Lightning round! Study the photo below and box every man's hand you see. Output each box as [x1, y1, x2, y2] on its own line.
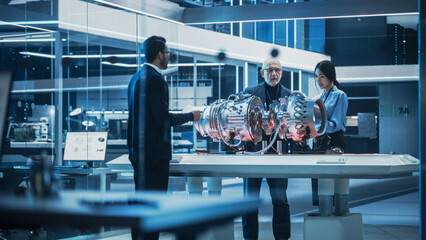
[192, 110, 202, 122]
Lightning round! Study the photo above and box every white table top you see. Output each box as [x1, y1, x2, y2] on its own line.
[106, 153, 418, 179]
[169, 153, 419, 179]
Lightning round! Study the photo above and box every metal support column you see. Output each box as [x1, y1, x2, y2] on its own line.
[54, 32, 63, 166]
[193, 58, 198, 150]
[419, 0, 425, 238]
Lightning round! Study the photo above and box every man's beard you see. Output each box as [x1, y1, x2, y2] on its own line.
[265, 79, 278, 87]
[160, 57, 168, 69]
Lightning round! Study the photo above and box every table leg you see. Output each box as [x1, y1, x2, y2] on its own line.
[318, 178, 334, 216]
[100, 173, 106, 193]
[334, 178, 350, 215]
[207, 177, 222, 196]
[187, 177, 203, 195]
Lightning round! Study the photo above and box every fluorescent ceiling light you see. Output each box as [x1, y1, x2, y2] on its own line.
[11, 85, 128, 93]
[169, 63, 226, 67]
[0, 32, 51, 39]
[19, 52, 55, 59]
[19, 51, 144, 59]
[102, 61, 226, 68]
[339, 76, 418, 81]
[0, 20, 59, 25]
[9, 0, 41, 5]
[0, 20, 55, 33]
[101, 62, 137, 67]
[93, 0, 183, 25]
[66, 54, 144, 58]
[0, 38, 56, 43]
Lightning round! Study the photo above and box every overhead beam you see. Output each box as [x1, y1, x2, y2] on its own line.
[91, 0, 184, 24]
[336, 65, 418, 83]
[93, 0, 418, 25]
[182, 0, 418, 24]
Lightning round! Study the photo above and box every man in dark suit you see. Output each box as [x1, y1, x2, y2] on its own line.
[127, 35, 202, 191]
[127, 36, 201, 240]
[242, 58, 293, 240]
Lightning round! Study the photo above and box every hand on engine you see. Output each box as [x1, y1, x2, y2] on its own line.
[192, 110, 202, 122]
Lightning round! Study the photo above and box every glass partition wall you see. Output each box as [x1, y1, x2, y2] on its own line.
[0, 1, 58, 195]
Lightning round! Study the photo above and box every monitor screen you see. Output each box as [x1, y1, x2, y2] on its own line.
[63, 132, 108, 161]
[0, 71, 12, 152]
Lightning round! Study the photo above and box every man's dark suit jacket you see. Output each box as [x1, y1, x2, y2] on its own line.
[243, 82, 291, 106]
[127, 65, 193, 164]
[243, 81, 292, 152]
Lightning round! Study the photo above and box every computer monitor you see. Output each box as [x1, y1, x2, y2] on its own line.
[63, 132, 108, 162]
[0, 71, 12, 152]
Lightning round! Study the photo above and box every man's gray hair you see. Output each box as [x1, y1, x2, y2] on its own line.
[262, 58, 282, 69]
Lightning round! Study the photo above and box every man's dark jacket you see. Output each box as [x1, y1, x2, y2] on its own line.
[243, 82, 291, 106]
[127, 65, 193, 163]
[243, 81, 292, 152]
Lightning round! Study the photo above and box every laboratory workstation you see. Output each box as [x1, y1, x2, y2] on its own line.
[0, 0, 424, 240]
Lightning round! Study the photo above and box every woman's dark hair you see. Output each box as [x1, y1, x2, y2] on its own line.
[314, 60, 342, 90]
[143, 35, 166, 63]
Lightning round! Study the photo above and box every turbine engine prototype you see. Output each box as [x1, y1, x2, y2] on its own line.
[195, 91, 327, 153]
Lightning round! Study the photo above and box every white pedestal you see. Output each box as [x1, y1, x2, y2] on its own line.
[187, 177, 203, 194]
[304, 213, 363, 240]
[168, 177, 186, 191]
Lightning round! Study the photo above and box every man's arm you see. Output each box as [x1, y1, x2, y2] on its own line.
[148, 76, 199, 127]
[169, 111, 194, 126]
[242, 86, 252, 95]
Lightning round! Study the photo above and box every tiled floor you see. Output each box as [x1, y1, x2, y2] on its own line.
[91, 216, 419, 240]
[233, 193, 419, 240]
[86, 177, 419, 240]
